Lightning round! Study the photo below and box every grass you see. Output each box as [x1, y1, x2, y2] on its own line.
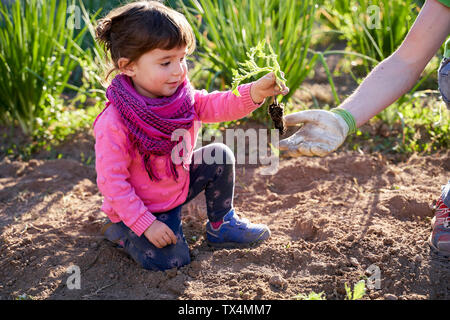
[0, 0, 92, 135]
[0, 0, 447, 160]
[178, 0, 318, 101]
[346, 93, 449, 155]
[293, 291, 326, 300]
[320, 0, 419, 71]
[0, 0, 108, 160]
[293, 281, 367, 300]
[344, 280, 366, 300]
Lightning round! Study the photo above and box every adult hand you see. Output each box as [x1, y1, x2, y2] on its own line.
[144, 220, 177, 248]
[278, 109, 349, 157]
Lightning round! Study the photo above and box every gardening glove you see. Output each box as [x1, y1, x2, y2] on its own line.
[278, 109, 350, 157]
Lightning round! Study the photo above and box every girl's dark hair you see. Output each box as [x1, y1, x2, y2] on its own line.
[95, 0, 195, 84]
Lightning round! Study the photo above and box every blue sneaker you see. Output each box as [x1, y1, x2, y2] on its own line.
[206, 209, 271, 248]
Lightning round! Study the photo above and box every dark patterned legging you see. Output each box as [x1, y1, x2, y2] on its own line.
[106, 143, 235, 270]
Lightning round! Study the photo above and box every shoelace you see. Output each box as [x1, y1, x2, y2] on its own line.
[227, 214, 249, 227]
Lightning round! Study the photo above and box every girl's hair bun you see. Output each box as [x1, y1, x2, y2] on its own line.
[95, 18, 113, 48]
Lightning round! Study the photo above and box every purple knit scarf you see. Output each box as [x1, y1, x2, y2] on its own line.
[103, 73, 195, 181]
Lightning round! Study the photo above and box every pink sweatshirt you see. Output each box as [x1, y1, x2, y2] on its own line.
[94, 83, 261, 236]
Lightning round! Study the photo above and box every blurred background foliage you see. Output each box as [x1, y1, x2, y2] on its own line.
[0, 0, 448, 160]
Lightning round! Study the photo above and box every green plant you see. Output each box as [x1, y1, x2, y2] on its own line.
[344, 280, 366, 300]
[346, 93, 449, 155]
[179, 0, 318, 103]
[0, 0, 92, 135]
[293, 291, 326, 300]
[321, 0, 419, 71]
[73, 1, 108, 95]
[231, 40, 286, 96]
[15, 293, 33, 300]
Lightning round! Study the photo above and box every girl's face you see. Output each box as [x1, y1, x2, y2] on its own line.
[121, 45, 188, 98]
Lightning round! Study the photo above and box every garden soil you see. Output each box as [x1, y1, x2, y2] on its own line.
[0, 124, 449, 300]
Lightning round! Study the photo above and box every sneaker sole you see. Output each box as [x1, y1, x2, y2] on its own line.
[206, 231, 270, 249]
[428, 234, 450, 299]
[206, 240, 264, 249]
[428, 233, 450, 260]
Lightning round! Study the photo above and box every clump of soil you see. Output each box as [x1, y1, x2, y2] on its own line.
[0, 129, 449, 300]
[268, 96, 287, 136]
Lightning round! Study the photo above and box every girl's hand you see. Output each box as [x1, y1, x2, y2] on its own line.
[144, 220, 177, 248]
[250, 72, 289, 104]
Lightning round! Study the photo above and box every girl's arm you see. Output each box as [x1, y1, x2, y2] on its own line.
[194, 72, 289, 123]
[194, 83, 261, 123]
[94, 112, 156, 236]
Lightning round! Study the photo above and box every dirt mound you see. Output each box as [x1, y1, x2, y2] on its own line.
[381, 194, 433, 218]
[0, 132, 449, 300]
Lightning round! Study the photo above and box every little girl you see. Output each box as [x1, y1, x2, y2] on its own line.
[93, 0, 288, 271]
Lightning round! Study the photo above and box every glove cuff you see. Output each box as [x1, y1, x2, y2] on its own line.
[330, 108, 357, 135]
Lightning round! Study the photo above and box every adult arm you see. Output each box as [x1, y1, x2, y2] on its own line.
[279, 0, 450, 157]
[341, 0, 450, 126]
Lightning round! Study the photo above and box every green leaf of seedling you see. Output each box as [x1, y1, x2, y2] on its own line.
[344, 283, 352, 300]
[352, 280, 366, 300]
[231, 40, 286, 96]
[293, 291, 326, 300]
[344, 280, 366, 300]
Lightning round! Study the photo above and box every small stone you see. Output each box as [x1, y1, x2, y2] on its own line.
[166, 267, 178, 279]
[369, 291, 381, 299]
[384, 293, 398, 300]
[293, 249, 305, 263]
[346, 234, 355, 242]
[366, 253, 379, 263]
[349, 257, 359, 267]
[336, 286, 346, 295]
[241, 292, 251, 299]
[414, 254, 422, 263]
[190, 260, 201, 270]
[256, 287, 266, 296]
[228, 279, 238, 286]
[268, 275, 287, 289]
[166, 277, 185, 295]
[383, 238, 394, 246]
